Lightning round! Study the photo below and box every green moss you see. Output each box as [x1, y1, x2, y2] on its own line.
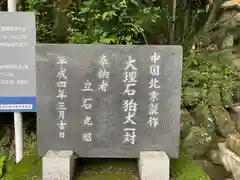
[180, 109, 195, 139]
[207, 87, 222, 106]
[77, 171, 137, 180]
[2, 142, 41, 180]
[1, 154, 41, 180]
[182, 126, 212, 157]
[74, 159, 138, 180]
[171, 148, 211, 180]
[221, 85, 234, 108]
[183, 87, 203, 107]
[0, 155, 6, 177]
[191, 103, 215, 134]
[210, 105, 237, 137]
[3, 156, 138, 180]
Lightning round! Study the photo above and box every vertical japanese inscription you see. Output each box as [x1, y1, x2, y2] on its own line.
[148, 52, 161, 128]
[97, 54, 110, 92]
[81, 79, 94, 143]
[56, 56, 68, 139]
[122, 56, 138, 145]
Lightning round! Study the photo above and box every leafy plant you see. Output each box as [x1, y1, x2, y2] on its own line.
[0, 155, 6, 177]
[67, 0, 162, 44]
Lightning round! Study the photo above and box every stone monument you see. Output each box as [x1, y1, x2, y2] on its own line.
[36, 44, 182, 180]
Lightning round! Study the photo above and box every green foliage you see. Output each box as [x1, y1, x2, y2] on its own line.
[67, 0, 161, 44]
[24, 0, 55, 42]
[0, 156, 6, 177]
[16, 0, 239, 52]
[182, 52, 240, 108]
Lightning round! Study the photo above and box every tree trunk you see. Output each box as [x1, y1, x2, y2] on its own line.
[169, 0, 177, 44]
[53, 0, 70, 43]
[204, 0, 224, 33]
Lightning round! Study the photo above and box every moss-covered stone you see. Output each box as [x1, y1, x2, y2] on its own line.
[233, 82, 240, 103]
[171, 149, 211, 180]
[183, 126, 213, 157]
[210, 105, 237, 137]
[192, 103, 215, 134]
[207, 87, 222, 106]
[180, 109, 195, 139]
[221, 85, 234, 108]
[183, 87, 203, 107]
[194, 160, 231, 180]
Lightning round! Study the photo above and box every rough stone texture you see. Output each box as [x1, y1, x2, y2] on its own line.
[42, 150, 75, 180]
[226, 133, 240, 157]
[183, 126, 212, 157]
[210, 106, 237, 137]
[207, 149, 222, 165]
[230, 104, 240, 132]
[138, 151, 169, 180]
[218, 143, 240, 180]
[235, 89, 240, 103]
[207, 87, 222, 106]
[221, 86, 234, 108]
[192, 103, 215, 134]
[195, 160, 231, 180]
[36, 44, 182, 158]
[180, 109, 195, 139]
[182, 87, 202, 107]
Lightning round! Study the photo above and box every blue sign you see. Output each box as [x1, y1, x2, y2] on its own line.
[0, 97, 36, 112]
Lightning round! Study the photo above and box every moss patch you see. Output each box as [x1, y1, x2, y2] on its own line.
[76, 171, 137, 180]
[74, 158, 139, 180]
[1, 154, 41, 180]
[2, 142, 41, 180]
[171, 149, 211, 180]
[2, 142, 213, 180]
[0, 155, 6, 177]
[2, 155, 139, 180]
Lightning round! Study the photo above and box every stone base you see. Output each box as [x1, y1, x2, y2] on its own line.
[42, 150, 75, 180]
[138, 151, 170, 180]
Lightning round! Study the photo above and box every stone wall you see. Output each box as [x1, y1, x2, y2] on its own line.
[180, 100, 240, 180]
